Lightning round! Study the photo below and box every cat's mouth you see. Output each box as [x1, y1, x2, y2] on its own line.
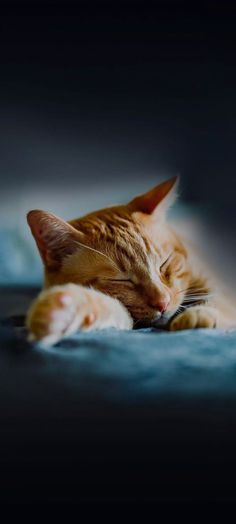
[133, 312, 172, 329]
[150, 307, 187, 329]
[151, 311, 175, 328]
[152, 314, 170, 328]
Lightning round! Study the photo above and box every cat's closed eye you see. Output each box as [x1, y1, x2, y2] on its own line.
[102, 278, 133, 284]
[160, 252, 173, 272]
[160, 251, 185, 275]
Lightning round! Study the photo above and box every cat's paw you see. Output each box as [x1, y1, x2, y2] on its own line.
[169, 306, 218, 331]
[26, 283, 132, 347]
[26, 284, 98, 347]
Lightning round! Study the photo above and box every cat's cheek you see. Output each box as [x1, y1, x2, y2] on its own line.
[167, 276, 187, 306]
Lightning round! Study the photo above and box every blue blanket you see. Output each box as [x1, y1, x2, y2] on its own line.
[2, 305, 236, 405]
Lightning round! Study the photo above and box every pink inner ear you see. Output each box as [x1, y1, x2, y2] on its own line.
[129, 176, 178, 214]
[27, 209, 78, 267]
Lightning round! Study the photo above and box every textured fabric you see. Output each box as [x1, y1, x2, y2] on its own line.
[2, 309, 236, 407]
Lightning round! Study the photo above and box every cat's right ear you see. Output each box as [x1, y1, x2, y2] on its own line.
[27, 210, 80, 269]
[128, 176, 179, 217]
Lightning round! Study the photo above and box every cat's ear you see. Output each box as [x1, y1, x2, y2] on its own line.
[27, 210, 80, 268]
[128, 176, 179, 216]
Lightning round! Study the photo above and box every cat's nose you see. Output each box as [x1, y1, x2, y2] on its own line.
[149, 294, 170, 313]
[157, 299, 169, 313]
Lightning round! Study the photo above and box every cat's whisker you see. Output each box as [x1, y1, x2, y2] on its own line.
[183, 292, 214, 297]
[183, 297, 215, 302]
[175, 305, 186, 315]
[182, 294, 215, 303]
[185, 292, 215, 298]
[73, 240, 119, 271]
[183, 290, 215, 297]
[177, 287, 211, 295]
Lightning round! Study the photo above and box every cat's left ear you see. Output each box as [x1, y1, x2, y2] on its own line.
[27, 209, 81, 269]
[128, 176, 179, 217]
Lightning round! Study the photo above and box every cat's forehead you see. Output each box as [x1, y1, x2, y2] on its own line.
[75, 208, 164, 268]
[89, 220, 161, 271]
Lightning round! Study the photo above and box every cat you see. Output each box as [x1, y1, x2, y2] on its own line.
[26, 176, 236, 347]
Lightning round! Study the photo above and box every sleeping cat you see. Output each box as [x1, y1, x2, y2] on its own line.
[26, 176, 236, 347]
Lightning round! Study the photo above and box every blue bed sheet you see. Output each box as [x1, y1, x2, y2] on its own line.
[2, 315, 236, 407]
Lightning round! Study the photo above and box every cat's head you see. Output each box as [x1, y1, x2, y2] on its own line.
[27, 177, 191, 326]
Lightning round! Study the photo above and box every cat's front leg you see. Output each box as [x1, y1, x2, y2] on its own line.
[26, 283, 133, 347]
[169, 305, 218, 331]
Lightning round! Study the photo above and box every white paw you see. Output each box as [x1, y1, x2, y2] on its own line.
[26, 284, 97, 347]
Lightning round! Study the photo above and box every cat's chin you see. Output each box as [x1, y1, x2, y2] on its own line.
[149, 310, 178, 329]
[133, 312, 172, 329]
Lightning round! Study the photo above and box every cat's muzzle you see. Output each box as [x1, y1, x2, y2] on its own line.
[151, 311, 174, 328]
[134, 312, 170, 329]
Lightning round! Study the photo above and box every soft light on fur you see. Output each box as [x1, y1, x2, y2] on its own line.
[26, 176, 236, 346]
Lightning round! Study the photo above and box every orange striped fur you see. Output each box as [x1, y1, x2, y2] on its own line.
[26, 177, 236, 346]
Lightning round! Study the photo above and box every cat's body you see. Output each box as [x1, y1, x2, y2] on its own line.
[26, 177, 236, 347]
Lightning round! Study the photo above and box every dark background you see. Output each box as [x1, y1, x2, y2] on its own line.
[1, 1, 236, 228]
[1, 3, 236, 506]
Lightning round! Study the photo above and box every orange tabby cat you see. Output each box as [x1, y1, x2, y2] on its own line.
[26, 177, 236, 347]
